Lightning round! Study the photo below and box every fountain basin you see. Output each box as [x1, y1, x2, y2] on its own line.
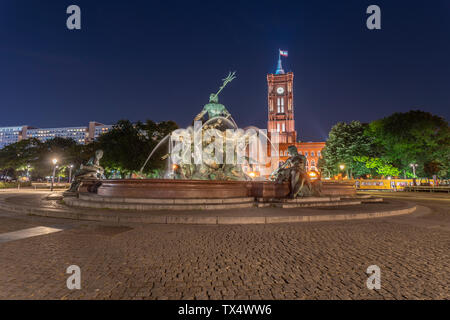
[78, 179, 355, 199]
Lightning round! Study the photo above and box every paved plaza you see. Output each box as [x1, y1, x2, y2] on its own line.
[0, 190, 448, 300]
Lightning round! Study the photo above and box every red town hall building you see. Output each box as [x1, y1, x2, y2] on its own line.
[267, 54, 325, 172]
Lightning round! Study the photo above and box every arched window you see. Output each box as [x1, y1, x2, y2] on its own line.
[311, 160, 315, 166]
[311, 151, 315, 157]
[304, 152, 308, 157]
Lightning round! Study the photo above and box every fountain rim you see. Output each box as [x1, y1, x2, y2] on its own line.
[99, 178, 254, 185]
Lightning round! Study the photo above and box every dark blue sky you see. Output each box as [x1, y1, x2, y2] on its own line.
[1, 0, 449, 141]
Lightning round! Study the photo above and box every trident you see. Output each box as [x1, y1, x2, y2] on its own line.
[212, 71, 236, 100]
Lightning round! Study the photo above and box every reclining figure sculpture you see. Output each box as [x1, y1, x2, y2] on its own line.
[270, 145, 322, 198]
[67, 149, 105, 193]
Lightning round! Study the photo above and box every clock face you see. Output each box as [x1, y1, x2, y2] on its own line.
[276, 87, 285, 94]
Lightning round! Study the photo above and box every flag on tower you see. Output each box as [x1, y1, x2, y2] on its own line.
[279, 50, 288, 57]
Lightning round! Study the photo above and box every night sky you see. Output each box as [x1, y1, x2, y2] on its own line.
[1, 0, 449, 141]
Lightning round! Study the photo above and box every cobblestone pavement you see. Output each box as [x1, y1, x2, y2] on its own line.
[0, 191, 448, 300]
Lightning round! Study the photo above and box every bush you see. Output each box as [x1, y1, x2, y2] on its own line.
[0, 181, 32, 189]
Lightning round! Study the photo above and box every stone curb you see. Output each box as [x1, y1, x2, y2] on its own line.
[0, 199, 417, 225]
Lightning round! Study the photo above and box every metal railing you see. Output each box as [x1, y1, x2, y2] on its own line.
[403, 186, 450, 193]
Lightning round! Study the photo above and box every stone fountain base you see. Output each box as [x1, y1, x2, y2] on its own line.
[79, 179, 355, 199]
[66, 179, 357, 211]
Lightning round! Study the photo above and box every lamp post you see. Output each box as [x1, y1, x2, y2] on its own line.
[409, 163, 418, 178]
[323, 168, 331, 179]
[69, 164, 74, 183]
[410, 163, 418, 185]
[51, 159, 57, 191]
[26, 164, 31, 181]
[339, 164, 345, 178]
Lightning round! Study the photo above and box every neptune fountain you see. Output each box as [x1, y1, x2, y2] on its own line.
[65, 72, 356, 208]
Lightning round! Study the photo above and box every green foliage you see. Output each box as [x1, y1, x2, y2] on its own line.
[368, 110, 449, 178]
[0, 181, 32, 188]
[319, 121, 376, 178]
[320, 110, 449, 179]
[93, 120, 148, 176]
[91, 119, 178, 177]
[0, 138, 42, 171]
[353, 156, 401, 177]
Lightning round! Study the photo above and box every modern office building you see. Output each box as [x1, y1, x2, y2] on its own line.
[0, 126, 29, 149]
[26, 126, 89, 144]
[0, 122, 112, 149]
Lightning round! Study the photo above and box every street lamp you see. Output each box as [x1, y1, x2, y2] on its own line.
[339, 164, 347, 180]
[323, 167, 331, 179]
[69, 164, 74, 183]
[51, 159, 58, 191]
[56, 165, 61, 183]
[409, 163, 418, 178]
[26, 164, 31, 181]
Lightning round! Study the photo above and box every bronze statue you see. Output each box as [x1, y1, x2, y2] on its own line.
[194, 71, 236, 123]
[67, 149, 105, 193]
[270, 145, 321, 198]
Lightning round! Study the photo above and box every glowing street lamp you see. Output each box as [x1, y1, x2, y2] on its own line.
[322, 168, 331, 179]
[26, 164, 31, 180]
[410, 163, 418, 178]
[56, 165, 61, 183]
[69, 164, 74, 183]
[51, 158, 58, 191]
[338, 164, 347, 179]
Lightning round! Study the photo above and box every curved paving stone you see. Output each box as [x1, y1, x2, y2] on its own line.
[0, 190, 448, 300]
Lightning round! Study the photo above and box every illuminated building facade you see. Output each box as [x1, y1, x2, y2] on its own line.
[0, 121, 112, 149]
[267, 54, 326, 172]
[0, 126, 29, 149]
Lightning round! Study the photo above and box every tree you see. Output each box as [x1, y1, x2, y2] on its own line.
[0, 138, 43, 179]
[137, 120, 179, 174]
[0, 138, 41, 168]
[93, 119, 179, 178]
[367, 110, 450, 178]
[319, 121, 377, 178]
[32, 137, 87, 179]
[353, 156, 401, 177]
[140, 119, 178, 142]
[93, 120, 150, 177]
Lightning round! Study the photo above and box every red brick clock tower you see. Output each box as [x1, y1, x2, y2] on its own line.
[267, 54, 297, 144]
[266, 51, 326, 173]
